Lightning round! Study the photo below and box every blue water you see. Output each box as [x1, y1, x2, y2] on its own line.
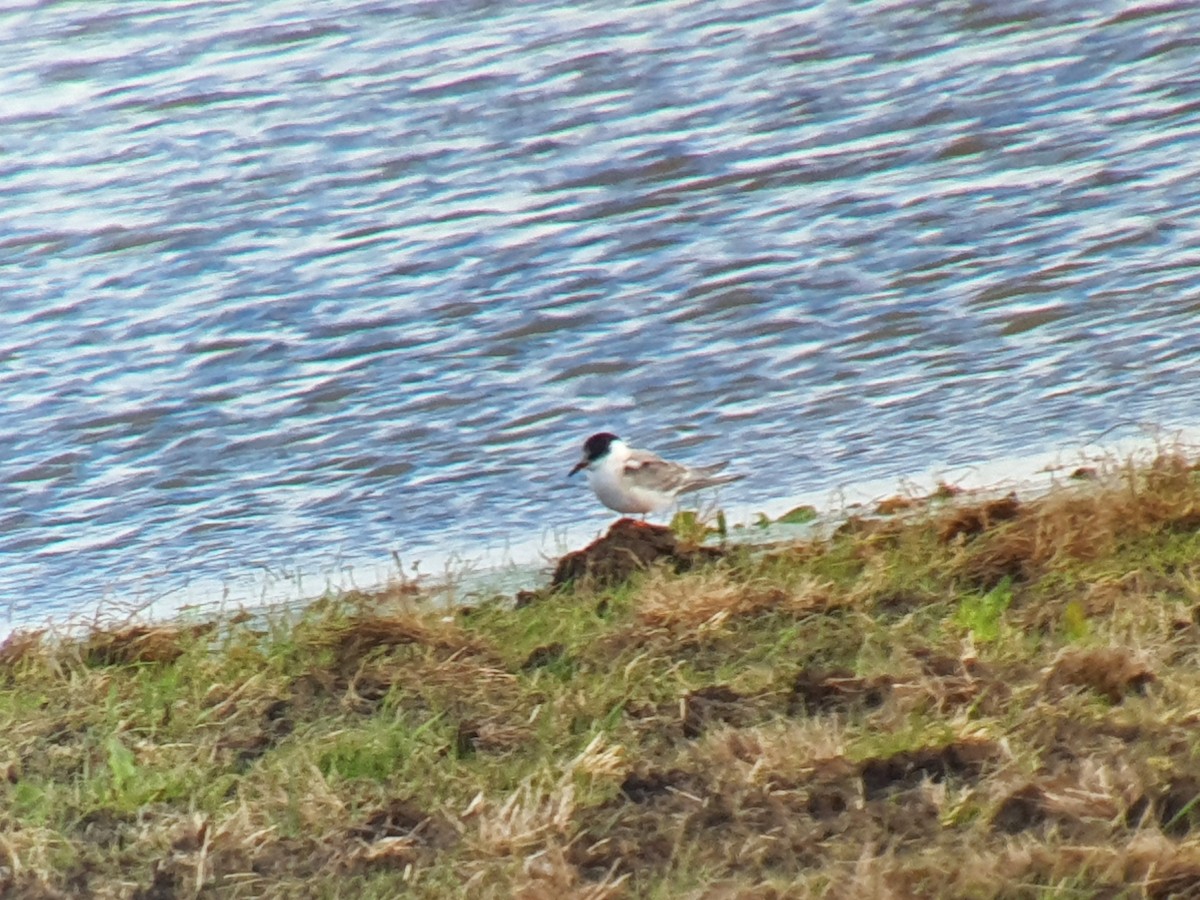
[3, 0, 1200, 622]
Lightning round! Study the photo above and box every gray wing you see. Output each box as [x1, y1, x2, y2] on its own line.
[623, 448, 738, 494]
[622, 449, 693, 493]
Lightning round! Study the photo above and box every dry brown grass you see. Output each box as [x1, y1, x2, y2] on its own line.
[635, 570, 840, 630]
[1, 453, 1199, 896]
[83, 622, 217, 666]
[946, 452, 1200, 587]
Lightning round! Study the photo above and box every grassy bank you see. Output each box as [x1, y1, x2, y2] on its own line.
[4, 454, 1200, 898]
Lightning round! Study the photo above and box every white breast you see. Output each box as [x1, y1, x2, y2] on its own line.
[587, 463, 664, 514]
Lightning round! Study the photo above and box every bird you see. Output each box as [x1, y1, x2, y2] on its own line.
[568, 432, 742, 515]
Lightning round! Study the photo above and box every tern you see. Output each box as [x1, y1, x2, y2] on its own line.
[569, 432, 742, 515]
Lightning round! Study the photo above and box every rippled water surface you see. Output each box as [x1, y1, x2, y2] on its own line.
[3, 0, 1200, 621]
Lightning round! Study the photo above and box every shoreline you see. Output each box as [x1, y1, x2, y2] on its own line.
[28, 425, 1200, 639]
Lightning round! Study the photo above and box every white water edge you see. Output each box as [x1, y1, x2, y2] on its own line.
[24, 424, 1200, 639]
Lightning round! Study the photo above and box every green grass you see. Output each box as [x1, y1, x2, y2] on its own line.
[954, 578, 1014, 642]
[2, 453, 1200, 897]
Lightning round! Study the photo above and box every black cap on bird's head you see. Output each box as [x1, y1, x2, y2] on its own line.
[569, 432, 619, 476]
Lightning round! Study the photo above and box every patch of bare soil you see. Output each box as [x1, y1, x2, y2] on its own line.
[551, 519, 724, 589]
[344, 797, 459, 867]
[937, 494, 1022, 543]
[791, 654, 1007, 720]
[1128, 776, 1200, 837]
[520, 642, 568, 670]
[83, 623, 215, 666]
[569, 736, 1006, 887]
[680, 685, 762, 738]
[288, 612, 513, 717]
[319, 613, 488, 671]
[1043, 647, 1155, 703]
[990, 783, 1048, 834]
[620, 685, 781, 748]
[111, 796, 459, 899]
[858, 738, 1001, 799]
[212, 697, 294, 769]
[790, 667, 891, 715]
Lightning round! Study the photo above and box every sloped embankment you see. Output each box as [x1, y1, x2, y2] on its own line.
[1, 454, 1200, 897]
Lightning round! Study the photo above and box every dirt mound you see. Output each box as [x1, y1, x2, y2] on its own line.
[551, 518, 724, 589]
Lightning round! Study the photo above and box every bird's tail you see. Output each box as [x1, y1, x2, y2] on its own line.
[677, 462, 743, 495]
